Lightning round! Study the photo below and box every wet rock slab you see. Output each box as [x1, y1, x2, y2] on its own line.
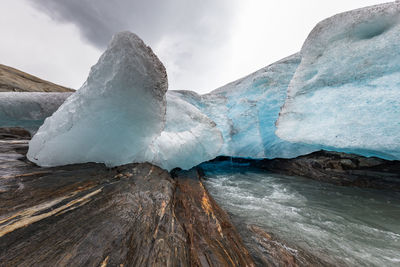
[1, 151, 184, 265]
[171, 168, 254, 266]
[0, 128, 254, 267]
[244, 225, 335, 267]
[256, 150, 400, 191]
[0, 128, 338, 266]
[209, 150, 400, 191]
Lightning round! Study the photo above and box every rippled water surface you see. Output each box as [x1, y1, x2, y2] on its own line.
[202, 163, 400, 266]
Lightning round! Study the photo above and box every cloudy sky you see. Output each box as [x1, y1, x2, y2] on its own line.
[0, 0, 390, 93]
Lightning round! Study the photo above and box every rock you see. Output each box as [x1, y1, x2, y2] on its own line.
[3, 128, 374, 266]
[245, 225, 335, 267]
[0, 128, 255, 267]
[254, 150, 400, 190]
[0, 127, 31, 140]
[172, 168, 255, 266]
[0, 64, 74, 92]
[0, 162, 188, 266]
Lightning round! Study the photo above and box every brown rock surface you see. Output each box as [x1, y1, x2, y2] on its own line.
[172, 169, 255, 266]
[0, 64, 74, 92]
[0, 128, 341, 266]
[254, 150, 400, 191]
[245, 225, 335, 267]
[0, 127, 31, 140]
[0, 128, 254, 267]
[173, 169, 332, 267]
[209, 150, 400, 191]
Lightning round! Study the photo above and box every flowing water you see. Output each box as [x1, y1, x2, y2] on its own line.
[202, 162, 400, 266]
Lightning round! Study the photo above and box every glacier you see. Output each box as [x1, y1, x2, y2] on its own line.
[0, 92, 72, 131]
[149, 93, 223, 170]
[276, 2, 400, 160]
[27, 32, 223, 170]
[26, 31, 312, 170]
[172, 54, 317, 159]
[25, 2, 400, 170]
[28, 32, 169, 167]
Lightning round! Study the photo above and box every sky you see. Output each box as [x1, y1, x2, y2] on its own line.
[0, 0, 391, 93]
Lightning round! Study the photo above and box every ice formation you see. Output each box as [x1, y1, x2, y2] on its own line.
[0, 92, 71, 131]
[149, 93, 223, 170]
[28, 32, 168, 167]
[27, 32, 223, 170]
[26, 36, 317, 170]
[26, 2, 400, 170]
[276, 2, 400, 160]
[173, 54, 317, 159]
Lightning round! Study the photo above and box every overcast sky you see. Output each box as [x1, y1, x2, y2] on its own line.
[0, 0, 391, 93]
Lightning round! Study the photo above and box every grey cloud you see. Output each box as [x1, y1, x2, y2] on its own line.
[28, 0, 237, 48]
[28, 0, 239, 92]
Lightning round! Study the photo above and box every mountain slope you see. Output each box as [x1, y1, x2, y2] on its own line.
[0, 64, 74, 92]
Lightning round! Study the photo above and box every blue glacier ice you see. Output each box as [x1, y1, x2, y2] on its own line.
[276, 2, 400, 160]
[149, 93, 223, 170]
[172, 54, 317, 159]
[27, 31, 313, 170]
[27, 32, 223, 170]
[25, 34, 318, 170]
[28, 32, 169, 167]
[26, 2, 400, 170]
[0, 92, 71, 131]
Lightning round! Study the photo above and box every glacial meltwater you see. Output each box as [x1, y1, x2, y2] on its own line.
[201, 162, 400, 266]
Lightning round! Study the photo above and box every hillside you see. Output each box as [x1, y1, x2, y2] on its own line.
[0, 64, 74, 92]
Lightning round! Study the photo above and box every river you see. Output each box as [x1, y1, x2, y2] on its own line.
[202, 162, 400, 266]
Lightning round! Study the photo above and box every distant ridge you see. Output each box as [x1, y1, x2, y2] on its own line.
[0, 64, 74, 92]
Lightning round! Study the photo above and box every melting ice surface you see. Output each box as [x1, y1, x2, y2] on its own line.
[25, 51, 317, 170]
[27, 32, 222, 170]
[276, 2, 400, 160]
[25, 2, 400, 170]
[148, 93, 223, 170]
[172, 53, 317, 159]
[26, 31, 315, 171]
[0, 92, 72, 132]
[28, 32, 169, 167]
[202, 162, 400, 266]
